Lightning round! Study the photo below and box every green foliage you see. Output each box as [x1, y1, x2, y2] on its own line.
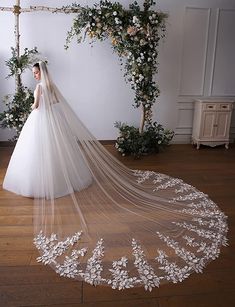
[6, 47, 38, 79]
[114, 121, 174, 158]
[0, 47, 39, 141]
[65, 0, 168, 116]
[0, 87, 34, 141]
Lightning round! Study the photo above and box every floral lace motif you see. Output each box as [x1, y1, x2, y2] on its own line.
[156, 249, 191, 283]
[34, 230, 83, 265]
[108, 256, 139, 290]
[83, 239, 106, 286]
[132, 239, 163, 291]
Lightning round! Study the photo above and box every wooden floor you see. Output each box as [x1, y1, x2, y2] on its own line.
[0, 144, 234, 307]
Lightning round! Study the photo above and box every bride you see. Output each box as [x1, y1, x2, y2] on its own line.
[3, 61, 228, 291]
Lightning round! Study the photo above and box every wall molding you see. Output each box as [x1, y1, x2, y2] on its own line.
[210, 8, 235, 96]
[179, 7, 211, 96]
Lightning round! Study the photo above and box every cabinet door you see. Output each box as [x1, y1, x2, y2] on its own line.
[214, 111, 231, 139]
[200, 112, 216, 139]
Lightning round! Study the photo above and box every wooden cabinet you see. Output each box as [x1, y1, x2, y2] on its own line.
[192, 100, 234, 149]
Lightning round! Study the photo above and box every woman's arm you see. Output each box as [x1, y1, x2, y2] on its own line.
[31, 84, 41, 110]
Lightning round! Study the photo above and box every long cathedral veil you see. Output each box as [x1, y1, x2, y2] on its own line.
[33, 61, 228, 290]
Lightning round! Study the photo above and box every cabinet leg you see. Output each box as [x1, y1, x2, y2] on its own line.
[196, 143, 200, 150]
[225, 143, 229, 149]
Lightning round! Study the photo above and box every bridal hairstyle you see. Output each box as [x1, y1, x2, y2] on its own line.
[32, 61, 228, 290]
[33, 62, 40, 69]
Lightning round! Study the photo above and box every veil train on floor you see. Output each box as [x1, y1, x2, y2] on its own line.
[3, 61, 228, 291]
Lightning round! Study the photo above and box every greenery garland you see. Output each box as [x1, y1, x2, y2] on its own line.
[65, 0, 168, 128]
[0, 47, 38, 141]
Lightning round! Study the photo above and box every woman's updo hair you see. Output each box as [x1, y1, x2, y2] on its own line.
[33, 63, 40, 70]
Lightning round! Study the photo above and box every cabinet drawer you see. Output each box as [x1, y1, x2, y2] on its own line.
[203, 103, 216, 110]
[219, 103, 231, 111]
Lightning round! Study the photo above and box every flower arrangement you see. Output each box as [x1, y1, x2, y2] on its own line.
[65, 0, 168, 129]
[5, 47, 38, 80]
[115, 121, 174, 158]
[0, 47, 38, 141]
[0, 87, 34, 140]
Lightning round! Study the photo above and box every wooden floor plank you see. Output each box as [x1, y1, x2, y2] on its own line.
[158, 291, 235, 307]
[0, 282, 82, 306]
[43, 298, 159, 307]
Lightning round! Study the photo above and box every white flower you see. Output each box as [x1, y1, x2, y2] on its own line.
[133, 16, 139, 23]
[113, 11, 117, 16]
[92, 23, 95, 26]
[89, 12, 92, 16]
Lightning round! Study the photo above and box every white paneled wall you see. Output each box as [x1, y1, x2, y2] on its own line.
[0, 0, 235, 142]
[211, 9, 235, 96]
[175, 0, 235, 143]
[179, 7, 210, 96]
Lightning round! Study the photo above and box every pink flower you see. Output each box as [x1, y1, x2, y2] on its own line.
[127, 26, 138, 36]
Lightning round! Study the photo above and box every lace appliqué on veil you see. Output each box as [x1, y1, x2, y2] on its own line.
[34, 170, 228, 291]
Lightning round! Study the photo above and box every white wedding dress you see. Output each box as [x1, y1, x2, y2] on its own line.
[3, 84, 92, 198]
[3, 62, 228, 291]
